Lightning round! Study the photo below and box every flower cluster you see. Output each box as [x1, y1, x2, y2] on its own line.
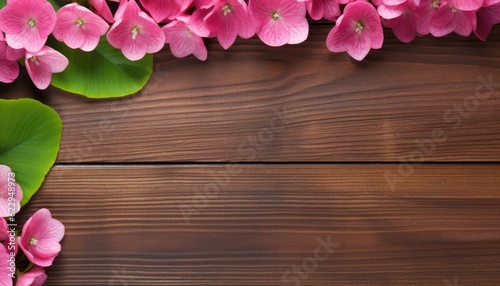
[0, 165, 65, 286]
[0, 0, 499, 89]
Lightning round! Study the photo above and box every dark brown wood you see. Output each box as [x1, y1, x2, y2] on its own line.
[17, 165, 500, 285]
[3, 28, 500, 163]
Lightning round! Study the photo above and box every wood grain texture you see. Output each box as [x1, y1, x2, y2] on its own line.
[16, 165, 500, 285]
[3, 28, 500, 163]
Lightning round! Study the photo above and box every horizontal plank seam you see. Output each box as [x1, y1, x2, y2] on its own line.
[53, 162, 500, 167]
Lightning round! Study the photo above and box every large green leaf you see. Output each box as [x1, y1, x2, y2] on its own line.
[0, 99, 62, 205]
[50, 37, 154, 98]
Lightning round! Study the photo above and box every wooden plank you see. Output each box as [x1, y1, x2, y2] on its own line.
[16, 165, 500, 285]
[3, 28, 500, 163]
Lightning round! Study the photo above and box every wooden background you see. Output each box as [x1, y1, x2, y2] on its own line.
[2, 25, 500, 285]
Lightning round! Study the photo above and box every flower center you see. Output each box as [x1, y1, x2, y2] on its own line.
[30, 56, 39, 66]
[28, 19, 36, 27]
[271, 11, 280, 20]
[222, 4, 232, 16]
[450, 4, 457, 12]
[131, 26, 141, 40]
[355, 21, 365, 33]
[29, 237, 38, 246]
[76, 18, 85, 28]
[186, 30, 193, 38]
[432, 0, 440, 8]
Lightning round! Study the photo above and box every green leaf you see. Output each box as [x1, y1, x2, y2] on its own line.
[50, 37, 154, 98]
[0, 99, 62, 206]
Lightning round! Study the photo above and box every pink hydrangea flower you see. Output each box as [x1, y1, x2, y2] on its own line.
[0, 244, 13, 286]
[18, 209, 65, 267]
[202, 0, 255, 49]
[0, 165, 23, 218]
[0, 35, 20, 84]
[302, 0, 341, 21]
[25, 46, 69, 90]
[52, 3, 109, 52]
[15, 266, 47, 286]
[429, 3, 477, 37]
[475, 2, 500, 40]
[0, 0, 56, 52]
[139, 0, 193, 23]
[248, 0, 309, 47]
[107, 0, 165, 61]
[326, 1, 384, 61]
[163, 15, 208, 61]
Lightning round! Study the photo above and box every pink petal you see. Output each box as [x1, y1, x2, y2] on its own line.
[36, 47, 70, 73]
[429, 5, 455, 36]
[15, 266, 47, 286]
[89, 0, 115, 23]
[258, 19, 290, 47]
[25, 55, 54, 90]
[475, 2, 500, 40]
[140, 0, 193, 22]
[163, 18, 208, 61]
[0, 245, 13, 286]
[448, 0, 483, 11]
[0, 59, 19, 84]
[286, 17, 309, 44]
[454, 10, 476, 36]
[378, 3, 408, 19]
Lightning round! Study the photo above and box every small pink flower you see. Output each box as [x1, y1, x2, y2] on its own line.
[19, 208, 65, 267]
[0, 244, 13, 286]
[203, 0, 255, 49]
[326, 1, 384, 61]
[0, 165, 22, 217]
[53, 3, 109, 52]
[163, 15, 208, 61]
[248, 0, 309, 47]
[107, 0, 165, 61]
[0, 0, 56, 52]
[15, 266, 47, 286]
[475, 2, 500, 40]
[139, 0, 193, 23]
[0, 37, 20, 84]
[429, 3, 477, 37]
[302, 0, 341, 21]
[25, 46, 69, 90]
